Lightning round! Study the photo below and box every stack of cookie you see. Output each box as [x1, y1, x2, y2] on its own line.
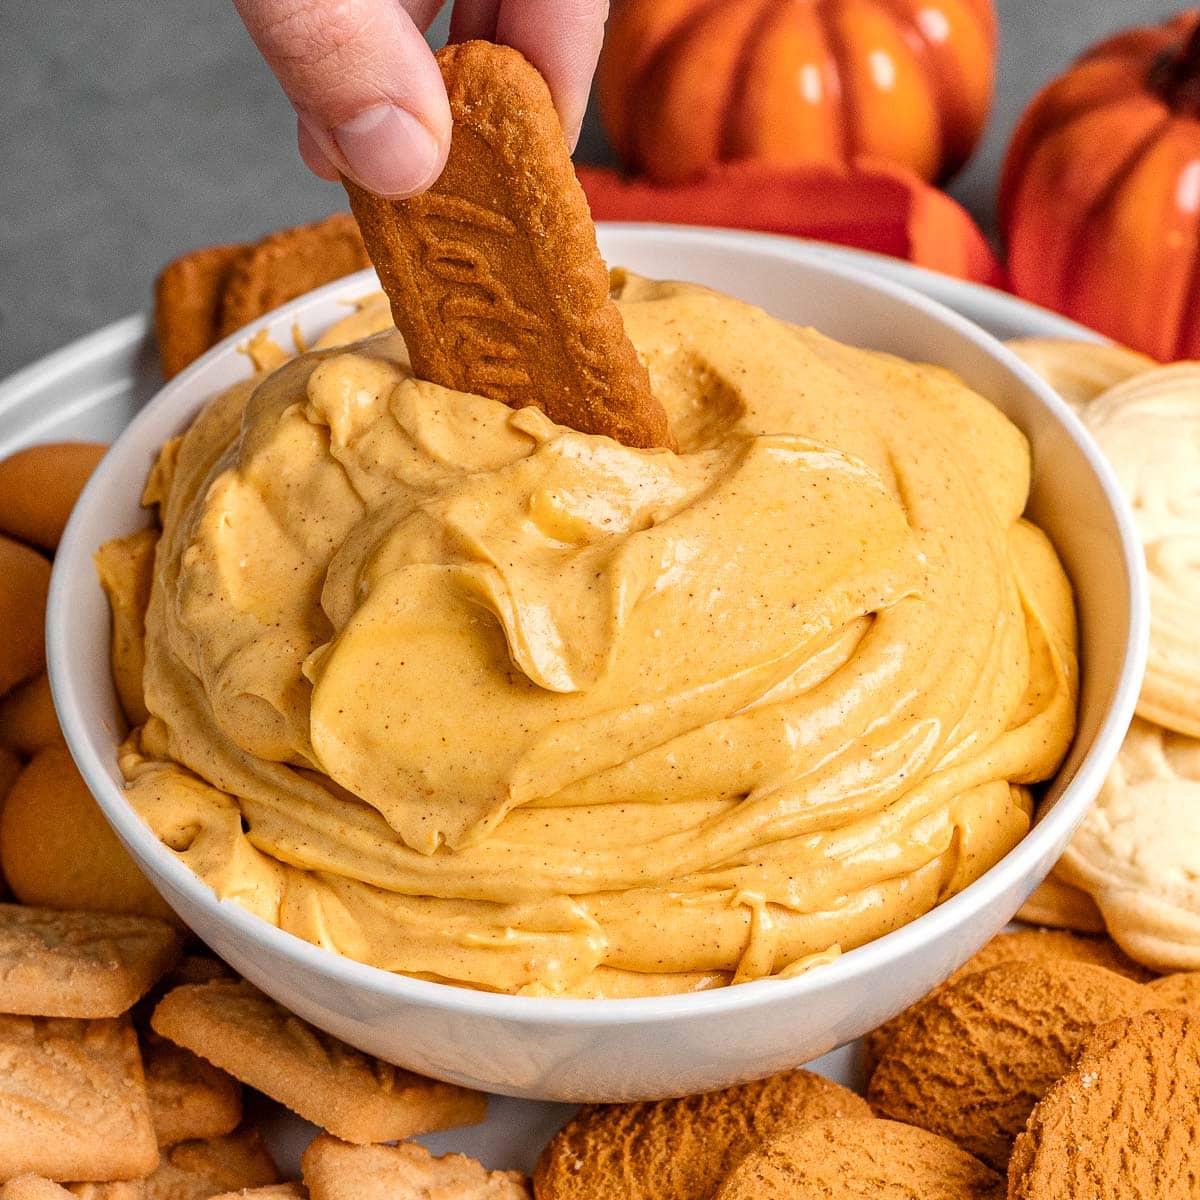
[154, 213, 371, 381]
[0, 442, 509, 1196]
[1009, 339, 1200, 974]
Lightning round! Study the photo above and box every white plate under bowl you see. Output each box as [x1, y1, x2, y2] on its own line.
[4, 229, 1145, 1170]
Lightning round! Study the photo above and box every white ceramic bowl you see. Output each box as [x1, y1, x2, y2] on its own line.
[48, 226, 1148, 1102]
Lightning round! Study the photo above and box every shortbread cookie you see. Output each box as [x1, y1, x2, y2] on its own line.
[0, 443, 108, 553]
[162, 956, 236, 989]
[216, 214, 369, 340]
[867, 960, 1150, 1170]
[1015, 872, 1105, 933]
[155, 244, 243, 379]
[94, 529, 157, 727]
[1146, 971, 1200, 1013]
[1082, 365, 1200, 737]
[141, 1030, 242, 1146]
[714, 1118, 1003, 1200]
[151, 981, 486, 1144]
[5, 1183, 138, 1200]
[1005, 337, 1152, 413]
[0, 904, 181, 1018]
[1056, 717, 1200, 971]
[159, 1130, 279, 1193]
[535, 1068, 871, 1200]
[344, 42, 671, 450]
[0, 674, 61, 757]
[1008, 1009, 1200, 1199]
[209, 1188, 305, 1200]
[0, 535, 51, 699]
[863, 928, 1151, 1075]
[0, 745, 174, 921]
[0, 1182, 75, 1199]
[65, 1186, 145, 1199]
[0, 1014, 157, 1180]
[301, 1135, 528, 1200]
[130, 1134, 279, 1200]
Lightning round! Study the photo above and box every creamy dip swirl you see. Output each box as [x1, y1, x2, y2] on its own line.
[108, 276, 1078, 997]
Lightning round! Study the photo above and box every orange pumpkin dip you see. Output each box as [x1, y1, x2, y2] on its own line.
[104, 276, 1077, 997]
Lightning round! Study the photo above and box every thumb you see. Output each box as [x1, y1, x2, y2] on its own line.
[234, 0, 452, 197]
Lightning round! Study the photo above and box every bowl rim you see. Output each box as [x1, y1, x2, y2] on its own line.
[47, 224, 1150, 1024]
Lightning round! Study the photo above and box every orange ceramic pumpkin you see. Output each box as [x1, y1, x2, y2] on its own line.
[597, 0, 998, 185]
[1002, 11, 1200, 361]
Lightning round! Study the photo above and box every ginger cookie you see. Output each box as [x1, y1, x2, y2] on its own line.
[94, 529, 157, 727]
[301, 1134, 528, 1200]
[713, 1118, 1003, 1200]
[0, 535, 50, 700]
[216, 214, 370, 340]
[1146, 971, 1200, 1013]
[867, 960, 1150, 1170]
[155, 215, 369, 378]
[0, 443, 107, 553]
[1082, 365, 1200, 737]
[0, 745, 174, 921]
[343, 41, 671, 450]
[534, 1068, 871, 1200]
[0, 904, 181, 1018]
[1056, 717, 1200, 971]
[0, 744, 21, 807]
[1009, 1008, 1200, 1199]
[151, 980, 486, 1145]
[141, 1030, 242, 1146]
[1015, 872, 1106, 933]
[155, 243, 243, 379]
[0, 1014, 157, 1181]
[0, 674, 62, 757]
[862, 928, 1151, 1076]
[1005, 337, 1152, 413]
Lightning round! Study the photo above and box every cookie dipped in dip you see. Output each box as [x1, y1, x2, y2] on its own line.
[102, 275, 1078, 998]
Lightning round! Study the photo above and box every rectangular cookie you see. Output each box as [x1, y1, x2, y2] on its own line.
[159, 1129, 279, 1193]
[216, 213, 370, 339]
[300, 1135, 529, 1200]
[141, 1030, 242, 1146]
[343, 41, 671, 450]
[0, 1181, 75, 1200]
[0, 904, 182, 1019]
[0, 1014, 157, 1180]
[151, 981, 486, 1144]
[208, 1187, 306, 1200]
[155, 243, 243, 380]
[66, 1185, 146, 1198]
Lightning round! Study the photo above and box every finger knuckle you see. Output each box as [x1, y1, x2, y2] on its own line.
[259, 0, 378, 72]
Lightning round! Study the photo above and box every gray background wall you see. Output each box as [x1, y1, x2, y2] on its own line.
[1, 0, 1182, 376]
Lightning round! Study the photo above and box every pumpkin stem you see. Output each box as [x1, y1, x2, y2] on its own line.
[1149, 20, 1200, 114]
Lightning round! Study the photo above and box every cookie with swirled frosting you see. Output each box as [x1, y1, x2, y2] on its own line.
[1005, 337, 1152, 413]
[1056, 716, 1200, 971]
[1082, 364, 1200, 737]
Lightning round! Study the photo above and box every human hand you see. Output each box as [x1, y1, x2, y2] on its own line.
[234, 0, 608, 198]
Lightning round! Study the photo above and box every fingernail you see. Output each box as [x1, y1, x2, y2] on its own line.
[331, 104, 443, 197]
